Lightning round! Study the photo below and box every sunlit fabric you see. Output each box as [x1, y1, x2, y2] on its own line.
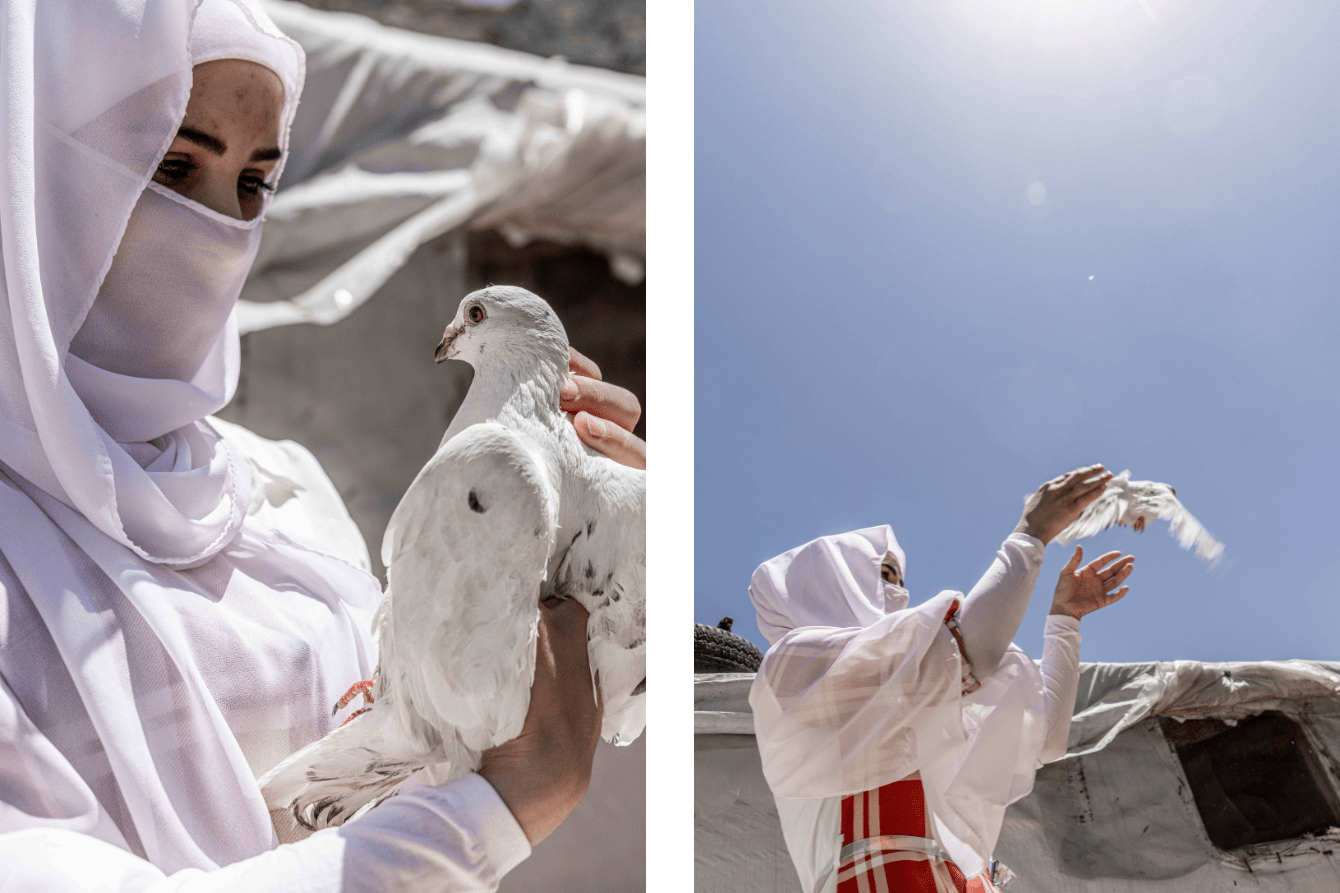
[749, 529, 1081, 883]
[0, 1, 530, 889]
[0, 0, 301, 567]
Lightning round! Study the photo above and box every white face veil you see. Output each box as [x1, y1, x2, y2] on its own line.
[0, 0, 304, 568]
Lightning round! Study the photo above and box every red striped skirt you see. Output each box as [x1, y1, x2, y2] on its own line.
[836, 776, 1002, 893]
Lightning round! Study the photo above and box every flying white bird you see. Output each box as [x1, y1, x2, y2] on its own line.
[259, 286, 646, 831]
[1052, 470, 1224, 570]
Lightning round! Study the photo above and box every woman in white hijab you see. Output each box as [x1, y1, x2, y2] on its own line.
[749, 465, 1136, 893]
[0, 0, 640, 889]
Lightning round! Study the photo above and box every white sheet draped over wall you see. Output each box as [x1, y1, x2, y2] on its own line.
[237, 0, 646, 335]
[696, 661, 1340, 893]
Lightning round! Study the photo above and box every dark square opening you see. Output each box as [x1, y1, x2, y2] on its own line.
[1162, 712, 1340, 851]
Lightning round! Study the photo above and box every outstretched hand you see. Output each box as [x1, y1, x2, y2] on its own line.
[1050, 546, 1134, 620]
[478, 597, 603, 846]
[1015, 464, 1113, 544]
[562, 348, 646, 470]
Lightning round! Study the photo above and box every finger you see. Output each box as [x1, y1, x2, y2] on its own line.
[1108, 585, 1130, 604]
[561, 375, 642, 431]
[568, 347, 603, 381]
[1101, 564, 1134, 587]
[1086, 550, 1124, 573]
[1072, 482, 1110, 510]
[573, 411, 647, 470]
[1069, 471, 1114, 502]
[1063, 545, 1084, 573]
[1059, 464, 1105, 487]
[1076, 470, 1114, 493]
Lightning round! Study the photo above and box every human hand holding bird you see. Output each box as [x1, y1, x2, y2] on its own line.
[1014, 464, 1115, 544]
[260, 286, 646, 835]
[479, 596, 603, 845]
[1052, 470, 1224, 570]
[563, 348, 645, 469]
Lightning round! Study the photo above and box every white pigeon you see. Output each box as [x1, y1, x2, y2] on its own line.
[1052, 470, 1224, 570]
[259, 285, 646, 832]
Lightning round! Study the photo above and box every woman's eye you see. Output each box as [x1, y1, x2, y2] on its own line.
[467, 305, 486, 324]
[238, 176, 275, 197]
[156, 159, 195, 181]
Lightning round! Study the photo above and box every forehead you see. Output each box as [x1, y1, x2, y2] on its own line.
[184, 59, 284, 142]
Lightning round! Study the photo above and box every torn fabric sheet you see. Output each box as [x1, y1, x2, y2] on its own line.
[237, 0, 645, 334]
[697, 660, 1340, 893]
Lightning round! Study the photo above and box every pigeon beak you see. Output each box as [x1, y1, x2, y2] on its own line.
[434, 326, 461, 363]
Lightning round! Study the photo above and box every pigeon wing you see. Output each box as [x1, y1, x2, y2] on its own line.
[1149, 490, 1226, 570]
[553, 457, 646, 746]
[382, 422, 559, 753]
[1053, 471, 1132, 545]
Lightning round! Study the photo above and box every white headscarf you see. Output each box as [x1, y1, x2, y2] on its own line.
[0, 0, 303, 568]
[751, 525, 907, 645]
[748, 527, 1047, 879]
[0, 0, 381, 872]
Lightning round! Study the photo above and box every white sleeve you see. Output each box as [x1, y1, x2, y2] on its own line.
[1036, 614, 1082, 765]
[955, 533, 1045, 676]
[0, 776, 530, 893]
[0, 675, 529, 893]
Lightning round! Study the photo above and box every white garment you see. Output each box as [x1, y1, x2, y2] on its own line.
[749, 530, 1082, 882]
[0, 1, 529, 889]
[0, 420, 529, 890]
[0, 0, 300, 568]
[0, 774, 524, 893]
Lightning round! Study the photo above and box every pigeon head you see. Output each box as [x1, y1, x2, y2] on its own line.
[435, 286, 569, 372]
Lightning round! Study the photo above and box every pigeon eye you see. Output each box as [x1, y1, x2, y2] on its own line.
[467, 304, 486, 325]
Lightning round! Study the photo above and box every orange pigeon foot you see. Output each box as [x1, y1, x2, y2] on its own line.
[333, 678, 376, 717]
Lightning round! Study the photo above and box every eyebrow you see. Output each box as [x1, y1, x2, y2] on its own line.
[176, 126, 281, 163]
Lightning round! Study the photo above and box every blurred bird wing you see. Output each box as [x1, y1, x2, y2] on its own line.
[1054, 483, 1129, 545]
[382, 423, 559, 751]
[1151, 491, 1226, 569]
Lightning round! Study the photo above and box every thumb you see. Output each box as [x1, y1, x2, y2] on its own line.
[1063, 545, 1084, 572]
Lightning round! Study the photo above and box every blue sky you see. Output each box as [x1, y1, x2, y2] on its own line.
[695, 0, 1340, 662]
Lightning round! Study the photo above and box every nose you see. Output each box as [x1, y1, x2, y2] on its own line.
[157, 173, 249, 220]
[198, 176, 247, 220]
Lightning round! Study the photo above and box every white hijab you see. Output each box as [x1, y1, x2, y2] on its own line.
[0, 0, 303, 568]
[751, 525, 908, 645]
[749, 527, 1046, 879]
[0, 0, 380, 872]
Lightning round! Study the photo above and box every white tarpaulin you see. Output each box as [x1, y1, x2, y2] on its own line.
[239, 0, 645, 334]
[696, 662, 1340, 893]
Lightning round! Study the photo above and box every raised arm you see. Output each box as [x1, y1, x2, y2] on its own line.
[1037, 545, 1135, 763]
[956, 465, 1113, 675]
